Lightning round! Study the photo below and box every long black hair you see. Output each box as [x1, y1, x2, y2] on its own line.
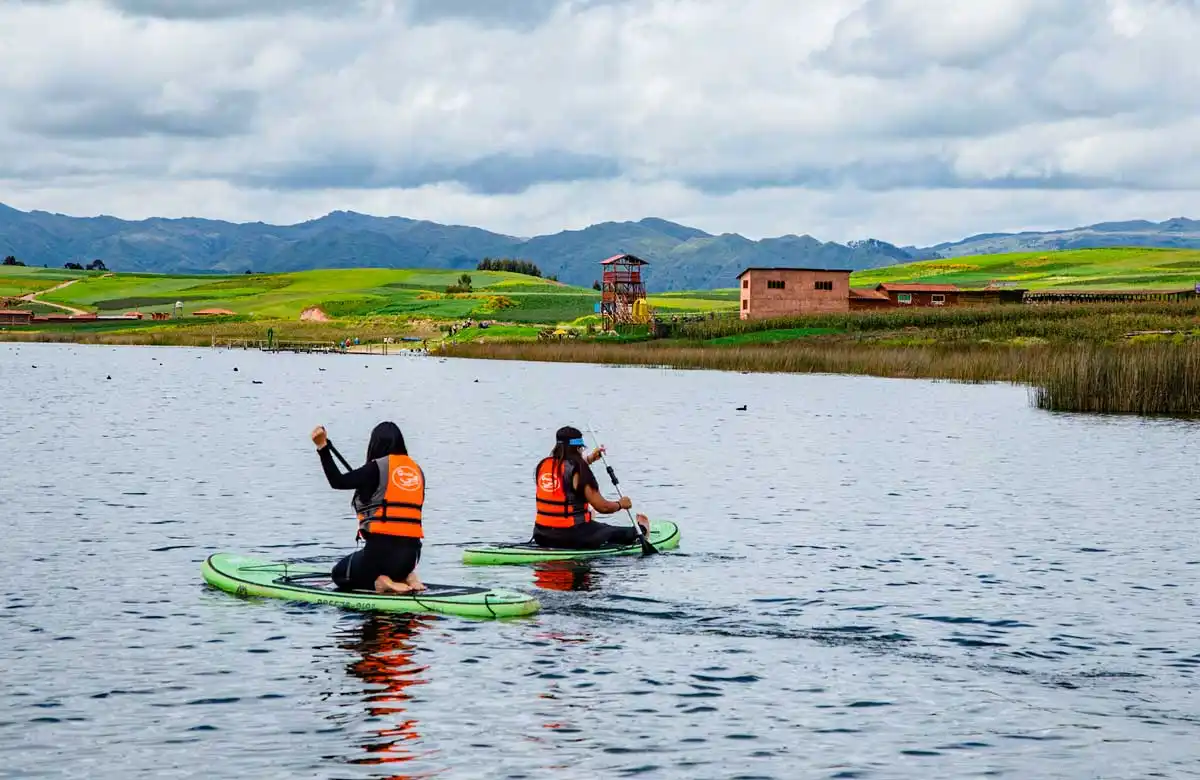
[366, 421, 408, 463]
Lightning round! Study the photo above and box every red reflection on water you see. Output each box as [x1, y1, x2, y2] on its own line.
[337, 614, 435, 777]
[531, 560, 601, 592]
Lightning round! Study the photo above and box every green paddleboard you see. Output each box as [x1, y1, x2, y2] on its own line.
[462, 521, 681, 565]
[201, 553, 540, 619]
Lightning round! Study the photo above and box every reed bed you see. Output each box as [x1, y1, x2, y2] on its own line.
[445, 339, 1200, 417]
[1030, 343, 1200, 416]
[443, 340, 1054, 382]
[677, 301, 1200, 343]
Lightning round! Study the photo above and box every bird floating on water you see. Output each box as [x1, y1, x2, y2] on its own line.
[736, 405, 747, 411]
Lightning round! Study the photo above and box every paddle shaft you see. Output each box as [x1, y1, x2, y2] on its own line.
[583, 427, 658, 555]
[326, 440, 354, 472]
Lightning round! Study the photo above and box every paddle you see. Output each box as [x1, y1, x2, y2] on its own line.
[325, 438, 364, 543]
[584, 425, 658, 556]
[326, 440, 354, 472]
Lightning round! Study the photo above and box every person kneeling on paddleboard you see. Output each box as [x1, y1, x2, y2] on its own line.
[312, 421, 426, 595]
[533, 425, 650, 549]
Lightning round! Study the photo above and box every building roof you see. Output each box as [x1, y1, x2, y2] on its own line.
[848, 288, 890, 300]
[193, 308, 236, 315]
[600, 253, 649, 265]
[878, 283, 961, 292]
[737, 267, 853, 278]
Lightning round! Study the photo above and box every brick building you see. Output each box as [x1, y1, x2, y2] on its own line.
[738, 268, 851, 320]
[736, 267, 1042, 318]
[0, 309, 32, 325]
[848, 287, 891, 310]
[876, 283, 960, 307]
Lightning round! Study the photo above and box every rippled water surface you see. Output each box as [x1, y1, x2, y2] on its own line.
[2, 342, 1199, 779]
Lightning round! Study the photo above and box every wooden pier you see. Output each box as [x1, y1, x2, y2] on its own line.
[211, 337, 344, 353]
[210, 336, 428, 355]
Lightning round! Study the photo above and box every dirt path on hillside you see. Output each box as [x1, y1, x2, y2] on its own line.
[19, 278, 89, 315]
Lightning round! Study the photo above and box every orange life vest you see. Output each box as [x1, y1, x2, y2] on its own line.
[534, 456, 591, 529]
[354, 455, 425, 538]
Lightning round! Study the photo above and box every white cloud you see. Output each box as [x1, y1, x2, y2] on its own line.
[1, 0, 1199, 247]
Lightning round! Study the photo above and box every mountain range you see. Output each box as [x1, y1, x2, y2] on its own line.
[3, 202, 1200, 291]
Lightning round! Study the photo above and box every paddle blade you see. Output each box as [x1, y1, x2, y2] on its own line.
[632, 516, 658, 556]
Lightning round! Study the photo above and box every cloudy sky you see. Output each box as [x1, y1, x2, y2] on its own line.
[1, 0, 1198, 246]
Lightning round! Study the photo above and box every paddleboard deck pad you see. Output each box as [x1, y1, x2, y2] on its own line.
[462, 520, 681, 565]
[202, 553, 540, 618]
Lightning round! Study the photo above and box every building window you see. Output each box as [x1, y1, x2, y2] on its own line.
[742, 279, 749, 288]
[767, 279, 786, 290]
[741, 299, 748, 310]
[814, 280, 833, 291]
[931, 293, 946, 305]
[897, 293, 913, 304]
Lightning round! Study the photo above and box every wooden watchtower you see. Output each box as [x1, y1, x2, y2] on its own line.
[600, 253, 649, 328]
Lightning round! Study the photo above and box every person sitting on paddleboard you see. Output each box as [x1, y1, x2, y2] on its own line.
[533, 425, 651, 549]
[312, 421, 426, 595]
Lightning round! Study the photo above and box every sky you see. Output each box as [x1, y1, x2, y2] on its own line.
[1, 0, 1199, 247]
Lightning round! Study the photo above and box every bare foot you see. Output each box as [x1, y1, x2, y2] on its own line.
[404, 571, 426, 592]
[375, 575, 412, 594]
[636, 513, 651, 534]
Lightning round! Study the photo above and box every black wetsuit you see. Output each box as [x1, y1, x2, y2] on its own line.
[318, 446, 421, 590]
[532, 459, 640, 549]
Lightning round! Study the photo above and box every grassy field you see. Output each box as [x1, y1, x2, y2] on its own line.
[0, 265, 739, 323]
[0, 268, 84, 299]
[850, 247, 1200, 290]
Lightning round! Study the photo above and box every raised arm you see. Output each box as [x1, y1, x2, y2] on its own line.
[312, 425, 378, 492]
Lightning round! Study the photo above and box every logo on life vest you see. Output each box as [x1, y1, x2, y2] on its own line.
[391, 465, 422, 491]
[539, 472, 560, 492]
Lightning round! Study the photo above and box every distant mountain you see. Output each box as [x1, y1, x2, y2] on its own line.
[909, 217, 1200, 258]
[5, 203, 1199, 290]
[0, 204, 913, 291]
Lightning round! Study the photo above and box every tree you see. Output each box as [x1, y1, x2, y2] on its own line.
[475, 257, 542, 278]
[64, 262, 83, 270]
[85, 259, 107, 271]
[3, 255, 24, 266]
[592, 280, 601, 291]
[445, 272, 474, 295]
[245, 269, 253, 274]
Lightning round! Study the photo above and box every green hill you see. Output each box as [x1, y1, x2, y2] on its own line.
[11, 246, 1198, 329]
[0, 204, 915, 291]
[1, 266, 739, 323]
[849, 247, 1200, 290]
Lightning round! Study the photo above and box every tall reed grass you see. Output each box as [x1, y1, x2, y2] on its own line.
[677, 301, 1200, 343]
[443, 340, 1053, 382]
[1030, 343, 1200, 415]
[445, 339, 1200, 417]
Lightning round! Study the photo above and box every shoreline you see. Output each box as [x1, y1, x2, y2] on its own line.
[9, 300, 1200, 417]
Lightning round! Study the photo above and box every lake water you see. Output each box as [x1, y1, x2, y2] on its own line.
[2, 342, 1198, 779]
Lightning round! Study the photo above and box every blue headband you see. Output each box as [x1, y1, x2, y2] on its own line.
[567, 437, 585, 446]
